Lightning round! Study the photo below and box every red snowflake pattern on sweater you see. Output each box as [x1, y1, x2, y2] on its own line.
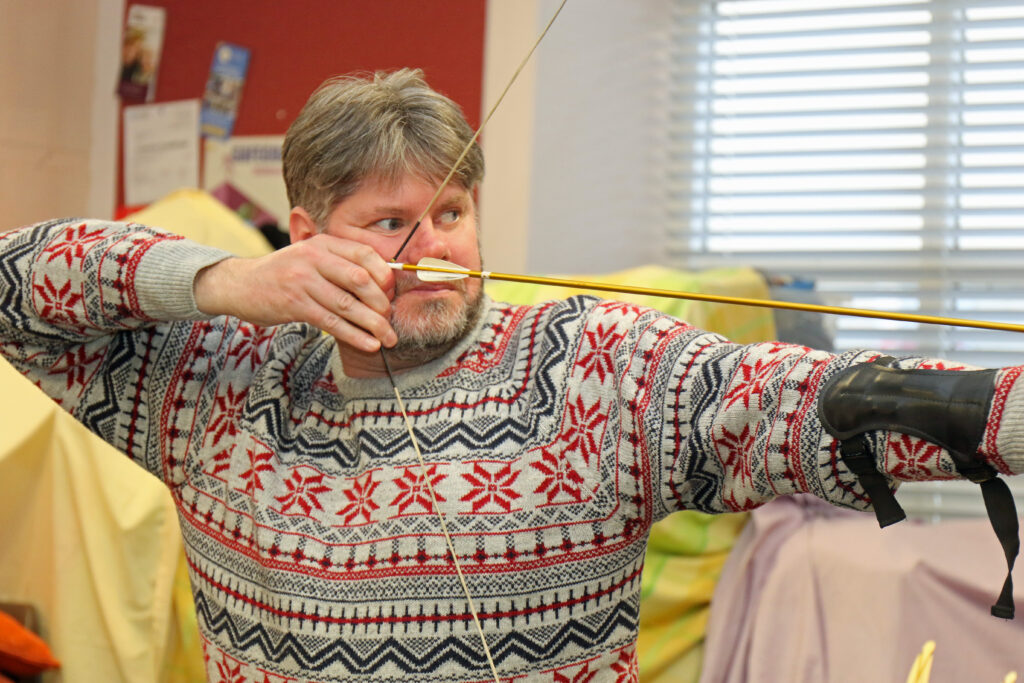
[32, 275, 83, 326]
[599, 301, 645, 319]
[39, 222, 106, 267]
[722, 488, 762, 512]
[460, 462, 522, 513]
[713, 423, 756, 485]
[336, 471, 381, 525]
[226, 326, 276, 372]
[917, 360, 967, 371]
[205, 445, 234, 480]
[576, 323, 624, 383]
[275, 466, 333, 518]
[532, 445, 588, 504]
[886, 433, 956, 481]
[204, 641, 301, 683]
[390, 464, 445, 515]
[207, 384, 249, 446]
[47, 345, 103, 391]
[610, 645, 639, 683]
[238, 445, 275, 496]
[212, 651, 246, 683]
[553, 661, 597, 683]
[558, 395, 606, 467]
[723, 355, 786, 410]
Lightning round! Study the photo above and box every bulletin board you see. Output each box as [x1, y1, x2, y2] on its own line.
[116, 0, 487, 212]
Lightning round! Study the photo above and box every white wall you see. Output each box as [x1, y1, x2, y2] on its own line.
[88, 0, 124, 220]
[0, 0, 120, 230]
[479, 0, 539, 275]
[528, 0, 673, 275]
[481, 0, 672, 276]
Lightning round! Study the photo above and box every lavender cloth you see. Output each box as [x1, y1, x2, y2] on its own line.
[701, 495, 1024, 682]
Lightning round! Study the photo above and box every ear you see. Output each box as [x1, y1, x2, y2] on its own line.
[288, 207, 318, 244]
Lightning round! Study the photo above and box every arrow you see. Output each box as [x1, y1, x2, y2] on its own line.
[388, 258, 1024, 334]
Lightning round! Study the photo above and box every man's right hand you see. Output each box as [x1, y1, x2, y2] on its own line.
[193, 234, 398, 352]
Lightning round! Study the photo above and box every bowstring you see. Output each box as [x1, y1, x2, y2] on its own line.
[380, 353, 501, 682]
[379, 2, 570, 681]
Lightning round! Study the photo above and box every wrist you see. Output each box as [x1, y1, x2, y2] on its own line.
[193, 257, 237, 316]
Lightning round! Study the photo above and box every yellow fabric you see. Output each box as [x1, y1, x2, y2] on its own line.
[163, 551, 205, 683]
[0, 190, 271, 683]
[127, 189, 277, 260]
[903, 641, 1019, 683]
[0, 361, 182, 683]
[486, 265, 776, 346]
[487, 266, 775, 683]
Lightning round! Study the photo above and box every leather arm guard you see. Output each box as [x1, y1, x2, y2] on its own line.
[818, 356, 1019, 619]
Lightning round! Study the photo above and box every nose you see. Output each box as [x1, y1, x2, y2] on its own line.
[403, 216, 449, 263]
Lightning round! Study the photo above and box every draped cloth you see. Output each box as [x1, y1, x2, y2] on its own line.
[0, 191, 270, 682]
[700, 496, 1024, 682]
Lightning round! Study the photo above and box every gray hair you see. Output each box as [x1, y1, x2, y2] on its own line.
[282, 69, 484, 227]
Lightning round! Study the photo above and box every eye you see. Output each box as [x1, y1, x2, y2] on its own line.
[438, 209, 461, 225]
[371, 217, 405, 233]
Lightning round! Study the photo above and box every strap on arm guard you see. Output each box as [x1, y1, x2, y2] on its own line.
[818, 356, 1019, 619]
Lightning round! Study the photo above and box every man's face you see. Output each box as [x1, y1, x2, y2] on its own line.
[321, 174, 484, 362]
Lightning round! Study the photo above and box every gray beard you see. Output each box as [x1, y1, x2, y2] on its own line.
[385, 290, 485, 365]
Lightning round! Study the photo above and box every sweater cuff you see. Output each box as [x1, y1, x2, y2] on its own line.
[134, 238, 234, 320]
[982, 366, 1024, 475]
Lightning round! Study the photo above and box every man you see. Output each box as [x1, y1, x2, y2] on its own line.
[0, 69, 1021, 683]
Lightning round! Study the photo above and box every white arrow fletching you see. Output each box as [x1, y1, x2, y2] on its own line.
[414, 257, 471, 281]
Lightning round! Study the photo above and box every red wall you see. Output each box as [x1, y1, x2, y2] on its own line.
[117, 0, 486, 210]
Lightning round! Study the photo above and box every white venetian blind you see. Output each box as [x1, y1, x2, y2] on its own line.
[668, 0, 1024, 517]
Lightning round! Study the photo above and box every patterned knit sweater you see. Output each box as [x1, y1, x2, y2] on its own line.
[2, 219, 1023, 683]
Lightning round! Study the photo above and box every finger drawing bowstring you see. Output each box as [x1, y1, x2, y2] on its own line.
[378, 3, 570, 682]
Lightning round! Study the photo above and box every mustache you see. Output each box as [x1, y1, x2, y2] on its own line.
[393, 272, 467, 296]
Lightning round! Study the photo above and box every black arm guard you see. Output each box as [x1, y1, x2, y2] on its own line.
[818, 356, 1019, 619]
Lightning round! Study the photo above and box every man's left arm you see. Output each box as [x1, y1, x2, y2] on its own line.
[609, 308, 1024, 516]
[628, 313, 1023, 617]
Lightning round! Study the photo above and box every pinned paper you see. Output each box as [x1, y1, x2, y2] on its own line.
[200, 42, 251, 139]
[203, 135, 289, 228]
[117, 4, 165, 102]
[123, 100, 200, 206]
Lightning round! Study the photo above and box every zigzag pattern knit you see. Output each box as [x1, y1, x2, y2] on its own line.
[1, 219, 1020, 682]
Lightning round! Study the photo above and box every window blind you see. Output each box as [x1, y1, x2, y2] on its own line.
[669, 0, 1024, 518]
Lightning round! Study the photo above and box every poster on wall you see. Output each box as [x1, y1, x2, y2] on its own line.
[124, 100, 200, 206]
[117, 4, 165, 102]
[203, 135, 289, 231]
[200, 42, 251, 139]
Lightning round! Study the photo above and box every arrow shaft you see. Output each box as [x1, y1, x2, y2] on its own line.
[396, 262, 1024, 335]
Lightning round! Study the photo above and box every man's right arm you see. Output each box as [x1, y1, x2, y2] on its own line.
[0, 218, 399, 480]
[1, 219, 402, 407]
[0, 219, 234, 416]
